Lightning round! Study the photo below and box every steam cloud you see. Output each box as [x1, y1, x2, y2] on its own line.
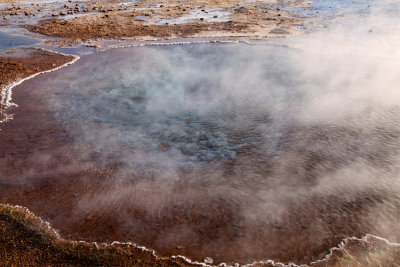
[3, 13, 400, 264]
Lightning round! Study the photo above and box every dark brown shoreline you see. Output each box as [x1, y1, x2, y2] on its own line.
[2, 203, 400, 266]
[0, 47, 74, 122]
[0, 204, 196, 266]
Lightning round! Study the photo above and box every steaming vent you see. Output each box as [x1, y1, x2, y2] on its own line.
[3, 36, 400, 265]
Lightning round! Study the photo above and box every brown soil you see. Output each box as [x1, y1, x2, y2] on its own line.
[22, 1, 303, 44]
[27, 17, 249, 40]
[0, 48, 74, 122]
[0, 0, 305, 46]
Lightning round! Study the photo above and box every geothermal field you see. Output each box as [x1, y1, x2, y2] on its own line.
[1, 0, 400, 266]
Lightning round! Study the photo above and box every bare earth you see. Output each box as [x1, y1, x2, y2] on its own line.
[0, 0, 305, 45]
[26, 7, 301, 39]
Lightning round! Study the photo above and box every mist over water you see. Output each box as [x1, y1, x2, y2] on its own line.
[3, 15, 400, 264]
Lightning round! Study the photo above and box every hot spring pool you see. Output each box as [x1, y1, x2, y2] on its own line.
[1, 43, 400, 265]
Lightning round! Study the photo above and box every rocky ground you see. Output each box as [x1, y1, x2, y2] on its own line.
[0, 0, 306, 46]
[25, 6, 300, 39]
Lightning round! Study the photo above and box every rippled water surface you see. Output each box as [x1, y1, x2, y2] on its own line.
[2, 39, 400, 264]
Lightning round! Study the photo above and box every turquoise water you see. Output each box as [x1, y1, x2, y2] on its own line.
[0, 31, 38, 51]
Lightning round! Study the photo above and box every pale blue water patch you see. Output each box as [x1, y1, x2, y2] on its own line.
[277, 0, 400, 34]
[146, 8, 231, 25]
[38, 43, 97, 57]
[311, 0, 400, 17]
[282, 0, 400, 20]
[0, 31, 39, 50]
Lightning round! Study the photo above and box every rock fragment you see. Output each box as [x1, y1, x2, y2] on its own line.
[204, 257, 213, 264]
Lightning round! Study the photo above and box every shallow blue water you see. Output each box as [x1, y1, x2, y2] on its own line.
[284, 0, 400, 21]
[0, 31, 38, 51]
